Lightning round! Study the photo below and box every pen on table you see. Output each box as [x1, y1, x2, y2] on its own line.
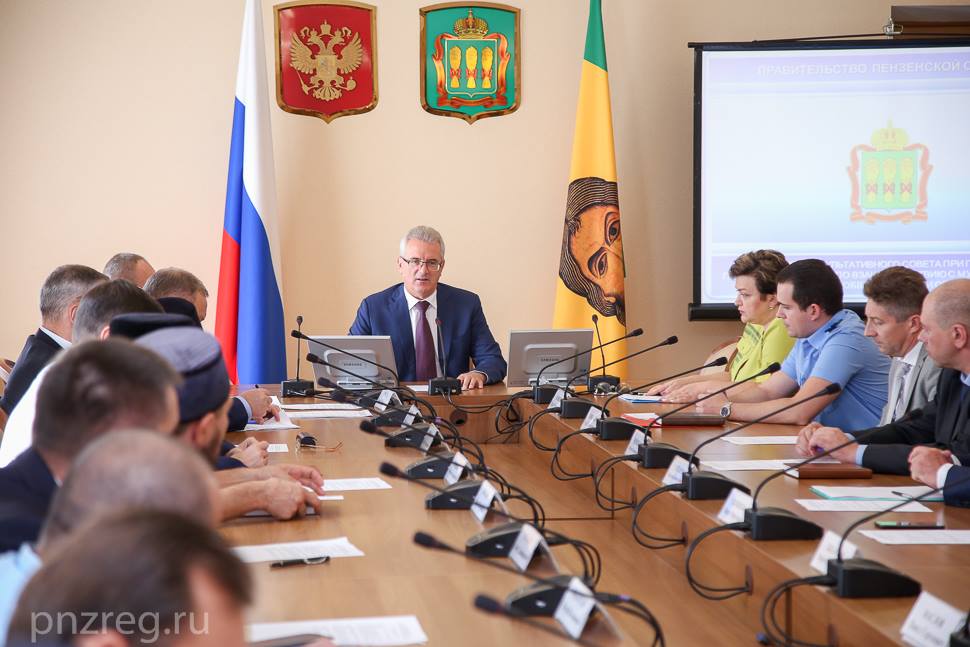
[890, 490, 917, 500]
[270, 555, 330, 569]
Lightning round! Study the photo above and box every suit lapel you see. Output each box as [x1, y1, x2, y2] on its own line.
[389, 286, 415, 378]
[901, 349, 926, 412]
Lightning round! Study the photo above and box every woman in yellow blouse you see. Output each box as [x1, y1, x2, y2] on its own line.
[650, 250, 795, 401]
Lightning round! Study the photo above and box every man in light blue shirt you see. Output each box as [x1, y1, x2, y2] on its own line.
[699, 259, 889, 428]
[0, 430, 219, 646]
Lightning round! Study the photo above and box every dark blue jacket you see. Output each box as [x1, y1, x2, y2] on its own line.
[0, 330, 61, 415]
[349, 283, 507, 384]
[0, 447, 57, 551]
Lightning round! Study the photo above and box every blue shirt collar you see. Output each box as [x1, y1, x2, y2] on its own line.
[805, 309, 849, 350]
[961, 372, 970, 388]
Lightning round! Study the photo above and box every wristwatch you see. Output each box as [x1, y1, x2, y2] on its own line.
[719, 402, 732, 418]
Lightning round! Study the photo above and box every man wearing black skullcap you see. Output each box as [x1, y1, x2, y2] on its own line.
[135, 326, 325, 520]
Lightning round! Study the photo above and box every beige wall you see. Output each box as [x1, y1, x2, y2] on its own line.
[0, 0, 958, 382]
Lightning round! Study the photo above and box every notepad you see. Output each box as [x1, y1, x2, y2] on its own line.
[858, 530, 970, 545]
[810, 485, 944, 502]
[795, 499, 931, 513]
[248, 615, 428, 646]
[233, 536, 364, 563]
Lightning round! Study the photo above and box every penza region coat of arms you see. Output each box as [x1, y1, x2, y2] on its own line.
[275, 0, 378, 123]
[420, 2, 521, 124]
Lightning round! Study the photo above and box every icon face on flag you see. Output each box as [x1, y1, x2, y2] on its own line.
[559, 177, 626, 326]
[275, 0, 378, 123]
[420, 3, 520, 124]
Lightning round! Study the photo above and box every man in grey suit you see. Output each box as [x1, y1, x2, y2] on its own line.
[795, 266, 942, 471]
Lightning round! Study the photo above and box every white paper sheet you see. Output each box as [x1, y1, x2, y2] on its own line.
[618, 394, 662, 403]
[288, 409, 371, 419]
[702, 458, 838, 471]
[233, 536, 364, 563]
[857, 530, 970, 545]
[405, 385, 430, 393]
[323, 478, 392, 492]
[248, 615, 428, 646]
[244, 401, 300, 431]
[810, 485, 944, 502]
[280, 403, 363, 410]
[795, 499, 932, 513]
[267, 444, 289, 453]
[721, 436, 798, 445]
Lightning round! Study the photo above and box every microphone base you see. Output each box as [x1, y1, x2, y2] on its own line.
[560, 398, 597, 419]
[640, 442, 698, 469]
[281, 379, 316, 397]
[466, 521, 525, 558]
[951, 631, 970, 647]
[425, 480, 485, 510]
[428, 377, 462, 396]
[506, 574, 576, 617]
[587, 374, 621, 392]
[683, 471, 750, 500]
[826, 557, 921, 598]
[596, 417, 643, 441]
[404, 452, 458, 480]
[374, 410, 408, 427]
[745, 507, 823, 541]
[383, 425, 442, 450]
[532, 384, 560, 404]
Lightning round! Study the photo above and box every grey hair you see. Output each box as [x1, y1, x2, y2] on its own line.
[400, 225, 445, 258]
[103, 253, 149, 281]
[39, 265, 108, 322]
[144, 267, 209, 299]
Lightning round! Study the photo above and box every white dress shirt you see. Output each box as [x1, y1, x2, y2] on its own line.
[39, 326, 71, 349]
[403, 288, 441, 378]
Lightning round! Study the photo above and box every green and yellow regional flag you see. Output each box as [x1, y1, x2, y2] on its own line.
[554, 0, 628, 376]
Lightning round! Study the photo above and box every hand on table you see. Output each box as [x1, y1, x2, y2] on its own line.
[240, 387, 280, 421]
[458, 371, 486, 390]
[259, 477, 323, 519]
[260, 463, 325, 495]
[798, 425, 856, 463]
[227, 437, 269, 467]
[908, 446, 953, 487]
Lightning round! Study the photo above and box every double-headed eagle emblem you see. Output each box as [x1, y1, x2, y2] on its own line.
[289, 21, 363, 101]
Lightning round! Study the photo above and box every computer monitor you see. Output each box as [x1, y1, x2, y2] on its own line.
[307, 335, 398, 390]
[506, 329, 594, 387]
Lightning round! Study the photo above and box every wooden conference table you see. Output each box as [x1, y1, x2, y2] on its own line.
[221, 384, 970, 646]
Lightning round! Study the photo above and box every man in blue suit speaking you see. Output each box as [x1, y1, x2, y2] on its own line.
[349, 225, 507, 389]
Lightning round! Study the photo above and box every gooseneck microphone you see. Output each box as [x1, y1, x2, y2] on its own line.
[567, 335, 679, 391]
[428, 318, 462, 396]
[281, 316, 316, 396]
[473, 594, 600, 646]
[532, 327, 644, 403]
[293, 329, 401, 387]
[587, 314, 620, 391]
[827, 469, 970, 599]
[415, 531, 665, 646]
[678, 383, 842, 500]
[745, 409, 923, 541]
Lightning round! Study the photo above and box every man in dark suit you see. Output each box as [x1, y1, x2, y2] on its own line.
[0, 339, 181, 551]
[349, 226, 507, 388]
[798, 279, 970, 493]
[0, 265, 106, 415]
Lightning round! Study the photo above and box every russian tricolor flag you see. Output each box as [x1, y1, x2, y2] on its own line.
[215, 0, 286, 384]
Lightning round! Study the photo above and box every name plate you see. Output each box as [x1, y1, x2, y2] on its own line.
[419, 423, 441, 452]
[580, 406, 604, 430]
[554, 577, 597, 639]
[624, 430, 647, 456]
[717, 488, 753, 524]
[444, 451, 469, 485]
[901, 591, 967, 647]
[375, 389, 400, 412]
[403, 403, 420, 426]
[662, 455, 691, 486]
[508, 524, 544, 572]
[548, 388, 567, 410]
[810, 529, 859, 574]
[471, 480, 499, 522]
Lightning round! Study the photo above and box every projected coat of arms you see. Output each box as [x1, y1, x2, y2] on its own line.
[420, 3, 521, 123]
[275, 0, 377, 123]
[847, 121, 932, 223]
